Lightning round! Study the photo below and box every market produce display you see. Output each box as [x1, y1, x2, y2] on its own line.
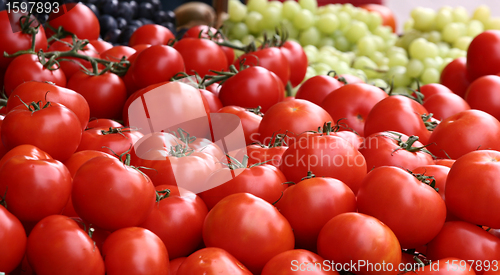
[2, 0, 500, 274]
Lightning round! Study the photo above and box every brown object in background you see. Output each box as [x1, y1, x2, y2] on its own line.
[174, 2, 217, 29]
[213, 0, 229, 28]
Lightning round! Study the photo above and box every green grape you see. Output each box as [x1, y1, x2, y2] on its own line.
[440, 57, 453, 72]
[357, 36, 376, 57]
[437, 42, 450, 57]
[334, 35, 350, 52]
[229, 22, 249, 40]
[452, 6, 469, 23]
[366, 11, 383, 32]
[231, 39, 246, 58]
[299, 27, 321, 46]
[391, 87, 412, 96]
[387, 66, 411, 87]
[282, 0, 301, 20]
[299, 0, 317, 13]
[386, 46, 407, 57]
[453, 36, 473, 51]
[337, 11, 352, 31]
[395, 29, 422, 50]
[411, 7, 436, 32]
[319, 4, 340, 15]
[305, 66, 317, 81]
[318, 37, 335, 48]
[404, 18, 414, 32]
[303, 45, 319, 63]
[345, 20, 369, 44]
[267, 1, 283, 10]
[351, 69, 367, 82]
[240, 35, 255, 46]
[339, 52, 356, 64]
[340, 3, 356, 16]
[370, 51, 388, 67]
[424, 31, 442, 44]
[441, 22, 466, 44]
[406, 58, 424, 78]
[293, 9, 315, 31]
[486, 18, 500, 30]
[312, 63, 332, 76]
[467, 20, 484, 37]
[472, 5, 491, 26]
[421, 67, 440, 84]
[246, 0, 268, 14]
[228, 0, 247, 22]
[320, 55, 340, 69]
[353, 56, 380, 79]
[319, 45, 338, 56]
[245, 11, 264, 34]
[388, 53, 409, 67]
[281, 19, 300, 39]
[330, 61, 351, 75]
[261, 6, 282, 29]
[435, 8, 453, 31]
[423, 57, 440, 70]
[352, 8, 369, 25]
[371, 35, 385, 52]
[446, 48, 466, 59]
[370, 78, 388, 89]
[316, 13, 340, 35]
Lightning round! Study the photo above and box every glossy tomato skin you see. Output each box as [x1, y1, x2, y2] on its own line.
[169, 257, 186, 275]
[0, 205, 27, 273]
[280, 40, 308, 87]
[173, 38, 228, 77]
[359, 131, 434, 172]
[6, 81, 90, 131]
[86, 118, 124, 129]
[445, 150, 500, 228]
[0, 144, 52, 169]
[139, 185, 208, 259]
[219, 66, 284, 113]
[63, 150, 115, 177]
[100, 45, 136, 61]
[76, 126, 143, 158]
[275, 177, 356, 252]
[176, 247, 252, 275]
[72, 156, 156, 231]
[317, 213, 401, 275]
[203, 193, 295, 274]
[102, 227, 169, 275]
[235, 47, 290, 86]
[466, 30, 500, 81]
[47, 37, 99, 79]
[262, 249, 338, 275]
[465, 75, 500, 121]
[88, 39, 113, 54]
[199, 88, 222, 113]
[67, 70, 127, 120]
[321, 83, 388, 136]
[357, 166, 446, 249]
[128, 24, 175, 46]
[426, 221, 500, 275]
[423, 92, 470, 121]
[217, 105, 262, 145]
[46, 3, 100, 40]
[295, 75, 344, 106]
[4, 54, 67, 96]
[440, 57, 470, 98]
[26, 215, 105, 275]
[1, 102, 81, 161]
[428, 110, 500, 159]
[246, 144, 287, 168]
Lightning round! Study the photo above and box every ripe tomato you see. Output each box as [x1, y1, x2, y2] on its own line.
[359, 131, 434, 172]
[199, 88, 222, 113]
[0, 156, 72, 223]
[466, 30, 500, 81]
[0, 205, 27, 274]
[169, 257, 186, 275]
[295, 75, 344, 106]
[246, 142, 287, 168]
[411, 257, 476, 275]
[423, 92, 470, 121]
[203, 193, 294, 274]
[63, 150, 115, 177]
[428, 110, 500, 159]
[0, 144, 52, 169]
[357, 166, 446, 249]
[440, 57, 470, 98]
[426, 221, 500, 275]
[217, 105, 262, 145]
[465, 75, 500, 121]
[417, 83, 453, 98]
[258, 99, 332, 144]
[86, 118, 124, 129]
[3, 54, 67, 96]
[100, 45, 136, 62]
[173, 38, 228, 77]
[46, 37, 99, 79]
[176, 247, 252, 275]
[76, 126, 143, 158]
[129, 24, 175, 47]
[183, 25, 235, 66]
[72, 156, 156, 231]
[1, 102, 82, 161]
[102, 227, 169, 275]
[26, 215, 105, 275]
[46, 3, 100, 40]
[235, 47, 290, 86]
[280, 40, 308, 87]
[359, 4, 396, 32]
[317, 213, 401, 275]
[275, 177, 356, 251]
[67, 70, 127, 120]
[218, 66, 284, 113]
[139, 185, 208, 259]
[6, 81, 90, 131]
[321, 83, 388, 136]
[445, 150, 500, 228]
[88, 39, 113, 54]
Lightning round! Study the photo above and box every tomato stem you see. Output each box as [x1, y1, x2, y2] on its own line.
[155, 189, 171, 203]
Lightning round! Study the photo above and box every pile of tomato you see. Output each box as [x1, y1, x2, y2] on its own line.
[2, 2, 500, 275]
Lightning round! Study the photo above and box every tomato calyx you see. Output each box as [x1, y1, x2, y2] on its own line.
[384, 131, 435, 157]
[169, 144, 195, 158]
[301, 171, 316, 181]
[171, 128, 196, 145]
[407, 169, 439, 192]
[421, 113, 439, 131]
[224, 154, 269, 170]
[201, 64, 241, 87]
[15, 95, 51, 113]
[155, 189, 171, 203]
[100, 127, 137, 138]
[246, 106, 263, 117]
[400, 249, 428, 272]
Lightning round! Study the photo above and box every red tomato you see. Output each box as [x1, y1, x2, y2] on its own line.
[86, 118, 124, 129]
[199, 88, 223, 113]
[364, 95, 432, 145]
[466, 30, 500, 81]
[428, 110, 500, 159]
[129, 45, 185, 90]
[417, 83, 453, 98]
[465, 75, 500, 120]
[63, 150, 115, 177]
[440, 57, 470, 98]
[139, 185, 208, 259]
[0, 11, 47, 72]
[6, 81, 90, 131]
[246, 143, 287, 168]
[359, 4, 396, 32]
[72, 156, 156, 231]
[102, 227, 169, 275]
[129, 24, 175, 46]
[218, 66, 284, 113]
[100, 45, 136, 62]
[88, 39, 113, 54]
[203, 193, 294, 274]
[176, 247, 252, 275]
[338, 74, 364, 84]
[217, 105, 262, 144]
[258, 99, 332, 144]
[46, 3, 100, 40]
[0, 205, 27, 273]
[0, 156, 72, 223]
[426, 221, 500, 275]
[173, 38, 228, 77]
[411, 257, 476, 275]
[26, 215, 105, 274]
[3, 54, 67, 96]
[67, 70, 127, 120]
[235, 47, 290, 86]
[0, 144, 52, 169]
[357, 166, 446, 249]
[169, 257, 186, 275]
[434, 158, 456, 168]
[1, 102, 82, 161]
[275, 177, 356, 251]
[321, 83, 388, 136]
[262, 249, 338, 275]
[359, 131, 434, 172]
[423, 92, 470, 121]
[76, 126, 143, 158]
[317, 213, 401, 275]
[280, 40, 308, 87]
[47, 37, 99, 79]
[295, 75, 344, 106]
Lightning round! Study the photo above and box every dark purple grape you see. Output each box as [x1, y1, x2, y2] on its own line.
[98, 14, 117, 37]
[104, 28, 121, 44]
[118, 25, 138, 45]
[153, 10, 167, 24]
[138, 2, 154, 19]
[101, 0, 119, 16]
[139, 18, 154, 26]
[128, 0, 138, 19]
[86, 0, 98, 5]
[115, 17, 127, 30]
[85, 3, 100, 17]
[116, 1, 133, 21]
[145, 0, 160, 10]
[160, 21, 176, 35]
[164, 10, 175, 23]
[128, 19, 143, 28]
